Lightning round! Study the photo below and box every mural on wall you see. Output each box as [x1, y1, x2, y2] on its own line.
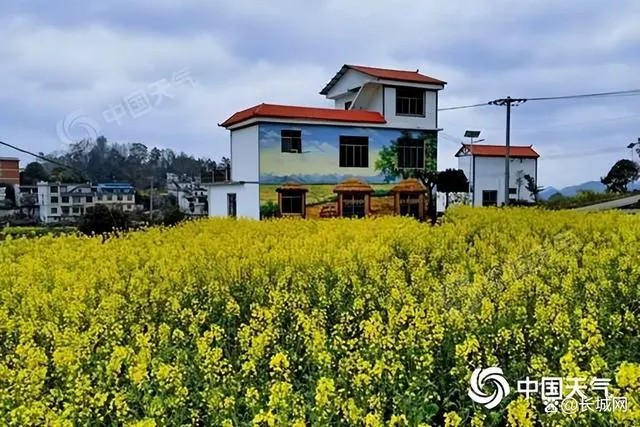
[259, 123, 437, 219]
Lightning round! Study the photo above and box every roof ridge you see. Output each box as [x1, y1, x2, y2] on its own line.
[349, 64, 420, 73]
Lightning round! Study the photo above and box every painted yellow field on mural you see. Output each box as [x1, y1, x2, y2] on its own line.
[1, 207, 640, 426]
[260, 183, 396, 205]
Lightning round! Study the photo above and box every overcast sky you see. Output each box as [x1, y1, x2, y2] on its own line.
[1, 0, 639, 188]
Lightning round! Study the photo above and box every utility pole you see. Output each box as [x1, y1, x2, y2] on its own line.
[149, 176, 154, 223]
[489, 97, 527, 206]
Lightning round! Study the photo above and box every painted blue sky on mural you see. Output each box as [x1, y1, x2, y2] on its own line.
[259, 123, 432, 184]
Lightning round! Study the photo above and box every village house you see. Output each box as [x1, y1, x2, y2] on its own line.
[206, 64, 447, 220]
[455, 143, 540, 206]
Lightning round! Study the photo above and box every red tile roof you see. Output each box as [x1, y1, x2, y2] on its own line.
[220, 103, 387, 128]
[320, 64, 446, 95]
[455, 144, 540, 159]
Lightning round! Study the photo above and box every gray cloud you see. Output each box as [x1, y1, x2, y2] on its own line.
[0, 0, 639, 188]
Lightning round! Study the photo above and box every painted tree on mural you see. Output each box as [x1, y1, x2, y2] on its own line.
[375, 130, 439, 222]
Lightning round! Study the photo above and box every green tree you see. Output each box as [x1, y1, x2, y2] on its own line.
[524, 174, 544, 202]
[21, 162, 49, 185]
[436, 169, 469, 208]
[375, 131, 439, 223]
[601, 159, 640, 193]
[78, 204, 131, 236]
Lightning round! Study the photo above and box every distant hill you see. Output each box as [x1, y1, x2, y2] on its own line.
[539, 180, 640, 200]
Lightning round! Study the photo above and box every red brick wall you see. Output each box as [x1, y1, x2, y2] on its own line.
[0, 159, 20, 185]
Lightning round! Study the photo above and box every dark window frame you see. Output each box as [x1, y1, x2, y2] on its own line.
[344, 101, 352, 110]
[280, 193, 304, 215]
[281, 130, 302, 153]
[339, 136, 369, 168]
[397, 138, 425, 169]
[62, 206, 70, 215]
[482, 190, 498, 207]
[227, 193, 237, 218]
[61, 196, 69, 203]
[50, 196, 59, 203]
[342, 194, 366, 218]
[396, 87, 426, 117]
[399, 194, 421, 219]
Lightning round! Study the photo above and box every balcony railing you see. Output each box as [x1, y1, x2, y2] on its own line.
[201, 167, 231, 184]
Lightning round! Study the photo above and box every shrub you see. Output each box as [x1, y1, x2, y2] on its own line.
[260, 201, 279, 219]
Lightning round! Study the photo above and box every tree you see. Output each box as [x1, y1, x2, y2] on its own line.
[161, 205, 186, 226]
[375, 131, 439, 223]
[436, 169, 469, 209]
[78, 204, 131, 236]
[21, 162, 49, 185]
[601, 159, 640, 193]
[524, 174, 544, 202]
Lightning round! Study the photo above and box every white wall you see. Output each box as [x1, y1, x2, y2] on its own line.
[230, 125, 259, 182]
[383, 86, 437, 130]
[472, 157, 537, 206]
[325, 69, 369, 99]
[334, 93, 357, 110]
[208, 183, 260, 220]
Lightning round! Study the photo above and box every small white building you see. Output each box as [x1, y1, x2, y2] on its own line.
[167, 173, 208, 216]
[37, 181, 136, 224]
[455, 144, 540, 206]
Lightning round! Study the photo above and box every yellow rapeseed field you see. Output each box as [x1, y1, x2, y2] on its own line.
[1, 207, 639, 426]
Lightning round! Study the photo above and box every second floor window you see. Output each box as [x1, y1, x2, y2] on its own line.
[281, 130, 302, 153]
[339, 136, 369, 168]
[50, 196, 59, 203]
[61, 196, 69, 203]
[396, 87, 425, 116]
[397, 138, 425, 169]
[73, 197, 82, 204]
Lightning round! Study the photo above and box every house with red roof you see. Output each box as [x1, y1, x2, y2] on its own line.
[208, 64, 447, 220]
[455, 143, 540, 207]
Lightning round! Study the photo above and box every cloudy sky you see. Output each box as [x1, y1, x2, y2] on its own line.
[1, 0, 639, 188]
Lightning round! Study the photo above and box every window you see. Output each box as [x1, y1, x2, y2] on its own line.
[86, 196, 93, 203]
[117, 195, 123, 201]
[344, 101, 352, 110]
[62, 206, 70, 215]
[51, 186, 58, 193]
[61, 196, 69, 203]
[482, 190, 498, 207]
[397, 138, 425, 169]
[342, 194, 366, 218]
[50, 196, 59, 203]
[97, 195, 103, 201]
[339, 136, 369, 168]
[399, 194, 421, 219]
[127, 195, 133, 201]
[396, 87, 425, 116]
[281, 130, 302, 153]
[72, 207, 80, 214]
[227, 193, 237, 218]
[107, 195, 112, 201]
[73, 196, 82, 204]
[509, 188, 517, 195]
[281, 194, 304, 215]
[51, 207, 58, 214]
[59, 186, 66, 193]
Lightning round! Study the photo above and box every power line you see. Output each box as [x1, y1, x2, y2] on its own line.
[0, 139, 87, 179]
[438, 88, 640, 112]
[438, 102, 490, 111]
[527, 89, 640, 102]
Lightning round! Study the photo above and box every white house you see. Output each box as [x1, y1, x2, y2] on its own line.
[167, 173, 208, 216]
[37, 182, 136, 224]
[207, 64, 447, 220]
[455, 144, 540, 206]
